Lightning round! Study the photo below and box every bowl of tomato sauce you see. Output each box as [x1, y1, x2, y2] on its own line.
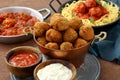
[4, 46, 42, 78]
[0, 6, 51, 44]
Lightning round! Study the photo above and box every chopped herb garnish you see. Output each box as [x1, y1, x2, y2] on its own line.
[103, 2, 107, 8]
[96, 0, 101, 5]
[72, 13, 75, 17]
[89, 17, 94, 23]
[23, 13, 27, 17]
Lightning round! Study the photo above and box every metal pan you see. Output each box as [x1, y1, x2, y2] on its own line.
[49, 0, 120, 33]
[0, 6, 51, 44]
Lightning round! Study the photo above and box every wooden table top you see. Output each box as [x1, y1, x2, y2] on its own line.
[0, 0, 120, 80]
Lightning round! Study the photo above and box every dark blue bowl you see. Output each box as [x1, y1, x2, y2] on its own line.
[49, 0, 120, 34]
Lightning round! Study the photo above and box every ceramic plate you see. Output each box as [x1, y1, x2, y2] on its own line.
[10, 53, 100, 80]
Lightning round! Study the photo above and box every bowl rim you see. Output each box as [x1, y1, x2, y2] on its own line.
[0, 6, 44, 21]
[34, 59, 77, 80]
[0, 33, 32, 38]
[4, 46, 42, 68]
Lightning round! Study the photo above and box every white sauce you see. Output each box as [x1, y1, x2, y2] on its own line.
[37, 63, 73, 80]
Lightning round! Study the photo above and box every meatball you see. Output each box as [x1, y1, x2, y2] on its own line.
[69, 17, 83, 30]
[34, 22, 50, 36]
[2, 18, 16, 28]
[34, 26, 44, 37]
[77, 2, 87, 13]
[26, 17, 39, 26]
[74, 38, 88, 48]
[34, 22, 51, 30]
[85, 0, 97, 8]
[60, 42, 73, 50]
[50, 13, 69, 31]
[45, 42, 59, 50]
[50, 13, 64, 25]
[37, 37, 47, 46]
[46, 29, 62, 43]
[88, 7, 102, 17]
[79, 25, 94, 41]
[63, 28, 78, 42]
[50, 13, 63, 18]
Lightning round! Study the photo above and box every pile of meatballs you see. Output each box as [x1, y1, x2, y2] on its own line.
[34, 13, 94, 50]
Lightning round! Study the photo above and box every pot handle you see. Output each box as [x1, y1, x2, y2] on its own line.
[49, 0, 62, 13]
[95, 31, 107, 41]
[37, 8, 51, 20]
[91, 31, 107, 44]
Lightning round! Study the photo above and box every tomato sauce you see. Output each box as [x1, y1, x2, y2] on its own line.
[9, 51, 38, 67]
[0, 12, 40, 36]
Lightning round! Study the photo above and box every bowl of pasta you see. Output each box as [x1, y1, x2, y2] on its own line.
[49, 0, 120, 31]
[0, 6, 51, 44]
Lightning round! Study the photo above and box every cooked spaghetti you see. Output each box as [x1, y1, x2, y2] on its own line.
[61, 0, 120, 26]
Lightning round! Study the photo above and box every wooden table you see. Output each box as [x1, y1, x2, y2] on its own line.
[0, 0, 120, 80]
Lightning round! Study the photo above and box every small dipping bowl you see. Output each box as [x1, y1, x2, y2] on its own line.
[34, 59, 76, 80]
[4, 46, 42, 78]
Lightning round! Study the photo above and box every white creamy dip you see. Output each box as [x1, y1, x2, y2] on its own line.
[37, 63, 73, 80]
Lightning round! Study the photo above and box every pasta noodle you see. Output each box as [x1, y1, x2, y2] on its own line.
[61, 0, 120, 26]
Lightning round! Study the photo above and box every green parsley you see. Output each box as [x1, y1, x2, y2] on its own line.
[89, 17, 94, 23]
[103, 2, 107, 8]
[72, 13, 75, 17]
[23, 13, 27, 17]
[96, 0, 101, 5]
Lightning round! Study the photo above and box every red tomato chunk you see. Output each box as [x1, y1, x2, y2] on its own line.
[0, 12, 40, 36]
[9, 51, 38, 67]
